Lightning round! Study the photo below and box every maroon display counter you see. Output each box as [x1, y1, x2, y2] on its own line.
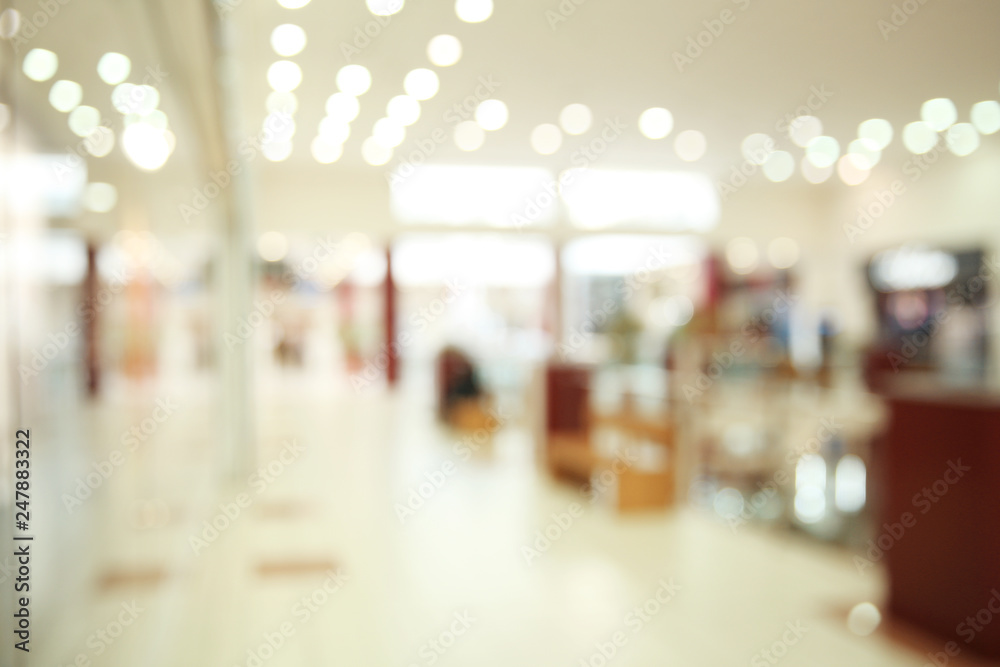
[879, 387, 1000, 658]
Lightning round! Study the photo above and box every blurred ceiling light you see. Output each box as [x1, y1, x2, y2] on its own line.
[563, 237, 703, 277]
[837, 155, 869, 185]
[794, 486, 826, 524]
[96, 52, 131, 85]
[530, 123, 562, 154]
[366, 0, 403, 16]
[970, 101, 1000, 135]
[337, 64, 371, 96]
[741, 133, 774, 165]
[257, 231, 289, 262]
[800, 156, 832, 184]
[847, 603, 882, 637]
[267, 60, 302, 92]
[902, 120, 938, 154]
[68, 105, 101, 137]
[805, 135, 839, 168]
[858, 118, 893, 149]
[474, 99, 508, 130]
[559, 103, 592, 135]
[788, 115, 822, 147]
[23, 48, 58, 82]
[796, 453, 827, 490]
[267, 90, 298, 114]
[673, 129, 706, 161]
[111, 83, 136, 113]
[562, 170, 719, 230]
[311, 137, 343, 164]
[725, 237, 758, 274]
[143, 109, 168, 131]
[372, 117, 405, 148]
[638, 107, 673, 139]
[713, 488, 745, 520]
[386, 95, 420, 126]
[762, 150, 794, 182]
[427, 34, 462, 66]
[276, 0, 310, 7]
[391, 165, 557, 226]
[455, 0, 492, 23]
[403, 68, 438, 100]
[767, 237, 799, 269]
[131, 85, 159, 114]
[453, 120, 485, 151]
[871, 246, 958, 292]
[122, 122, 171, 170]
[264, 112, 295, 141]
[262, 140, 293, 161]
[82, 182, 118, 213]
[83, 126, 115, 157]
[326, 92, 360, 121]
[945, 122, 980, 156]
[653, 295, 695, 327]
[49, 80, 82, 112]
[361, 136, 392, 165]
[319, 117, 350, 145]
[921, 98, 957, 131]
[847, 138, 881, 169]
[270, 24, 307, 56]
[0, 8, 20, 38]
[835, 455, 866, 513]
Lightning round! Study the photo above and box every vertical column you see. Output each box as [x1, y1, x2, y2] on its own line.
[83, 243, 100, 396]
[384, 245, 398, 386]
[215, 19, 254, 479]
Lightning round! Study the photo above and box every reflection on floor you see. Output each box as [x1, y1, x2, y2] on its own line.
[24, 373, 988, 667]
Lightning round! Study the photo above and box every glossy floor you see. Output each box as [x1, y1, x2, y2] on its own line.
[12, 371, 991, 667]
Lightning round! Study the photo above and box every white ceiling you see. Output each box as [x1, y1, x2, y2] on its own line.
[6, 0, 1000, 235]
[227, 0, 1000, 174]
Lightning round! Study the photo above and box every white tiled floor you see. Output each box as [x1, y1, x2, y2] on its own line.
[12, 371, 989, 666]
